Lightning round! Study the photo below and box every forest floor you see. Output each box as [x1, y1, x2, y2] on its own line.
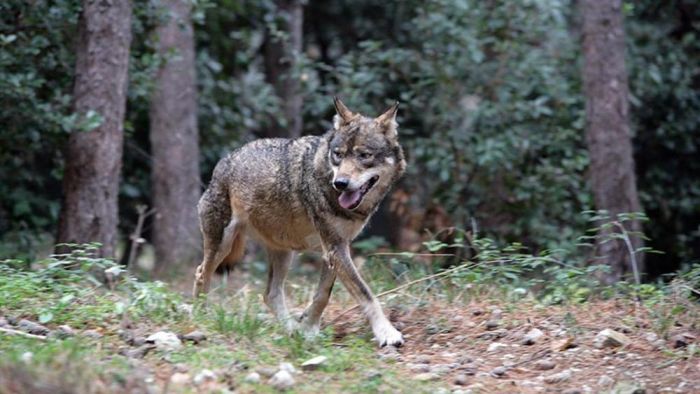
[0, 257, 699, 394]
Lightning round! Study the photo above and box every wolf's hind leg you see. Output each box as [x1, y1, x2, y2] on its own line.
[299, 260, 336, 337]
[264, 248, 296, 332]
[193, 190, 244, 299]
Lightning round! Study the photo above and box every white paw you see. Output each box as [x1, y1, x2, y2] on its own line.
[373, 321, 404, 347]
[281, 317, 299, 333]
[298, 321, 321, 339]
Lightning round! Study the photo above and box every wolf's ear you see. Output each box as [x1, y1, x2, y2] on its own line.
[333, 96, 356, 129]
[376, 101, 399, 138]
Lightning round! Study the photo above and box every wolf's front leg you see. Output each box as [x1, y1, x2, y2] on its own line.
[326, 244, 403, 347]
[298, 259, 336, 338]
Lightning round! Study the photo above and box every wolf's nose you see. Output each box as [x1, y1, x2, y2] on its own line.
[333, 178, 349, 191]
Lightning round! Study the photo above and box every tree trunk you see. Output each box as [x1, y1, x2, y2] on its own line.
[581, 0, 644, 283]
[262, 0, 304, 139]
[150, 0, 201, 274]
[56, 0, 132, 258]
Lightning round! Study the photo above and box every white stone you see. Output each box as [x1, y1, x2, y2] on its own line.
[244, 372, 261, 384]
[301, 355, 327, 371]
[193, 369, 216, 386]
[269, 370, 295, 390]
[146, 331, 182, 351]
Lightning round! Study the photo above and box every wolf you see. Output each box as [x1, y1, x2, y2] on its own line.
[193, 98, 407, 347]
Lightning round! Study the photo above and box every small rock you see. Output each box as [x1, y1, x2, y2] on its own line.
[146, 331, 182, 351]
[485, 320, 499, 330]
[460, 365, 477, 376]
[409, 363, 431, 373]
[551, 337, 576, 351]
[279, 362, 296, 374]
[472, 308, 484, 316]
[598, 375, 614, 387]
[429, 364, 452, 375]
[18, 319, 49, 335]
[20, 352, 33, 363]
[490, 308, 503, 320]
[49, 325, 75, 339]
[415, 354, 432, 364]
[412, 372, 440, 381]
[174, 363, 189, 373]
[0, 317, 8, 327]
[365, 369, 382, 379]
[644, 332, 659, 343]
[562, 389, 582, 394]
[487, 342, 507, 352]
[594, 329, 631, 349]
[457, 355, 473, 364]
[301, 355, 327, 371]
[182, 330, 207, 344]
[454, 374, 469, 386]
[257, 366, 278, 377]
[119, 344, 155, 359]
[670, 334, 690, 349]
[543, 369, 572, 384]
[533, 359, 556, 371]
[170, 372, 190, 386]
[611, 381, 645, 394]
[269, 370, 295, 390]
[244, 372, 261, 384]
[521, 328, 544, 345]
[132, 336, 146, 346]
[193, 369, 216, 386]
[82, 329, 103, 339]
[378, 346, 401, 361]
[490, 366, 507, 377]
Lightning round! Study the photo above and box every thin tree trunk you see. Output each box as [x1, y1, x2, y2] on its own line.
[581, 0, 644, 283]
[56, 0, 132, 257]
[150, 0, 201, 274]
[262, 0, 304, 138]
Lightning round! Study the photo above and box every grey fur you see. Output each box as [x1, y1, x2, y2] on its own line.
[193, 98, 406, 347]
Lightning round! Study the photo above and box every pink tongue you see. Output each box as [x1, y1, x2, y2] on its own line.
[339, 190, 362, 209]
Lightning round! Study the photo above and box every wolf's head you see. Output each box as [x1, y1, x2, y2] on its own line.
[325, 97, 406, 212]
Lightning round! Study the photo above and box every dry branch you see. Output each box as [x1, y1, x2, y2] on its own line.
[0, 327, 47, 340]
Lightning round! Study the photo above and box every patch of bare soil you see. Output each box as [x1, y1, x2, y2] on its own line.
[330, 300, 700, 393]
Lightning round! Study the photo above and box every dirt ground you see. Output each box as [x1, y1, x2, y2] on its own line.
[328, 299, 699, 393]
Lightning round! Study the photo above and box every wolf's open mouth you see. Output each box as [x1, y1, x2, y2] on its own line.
[338, 176, 379, 210]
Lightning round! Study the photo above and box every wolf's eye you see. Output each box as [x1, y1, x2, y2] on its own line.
[358, 151, 372, 160]
[331, 149, 342, 163]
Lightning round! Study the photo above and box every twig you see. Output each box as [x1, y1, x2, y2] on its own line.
[613, 221, 641, 286]
[507, 348, 551, 369]
[126, 205, 155, 271]
[325, 259, 490, 327]
[679, 284, 700, 296]
[0, 327, 47, 341]
[369, 252, 456, 258]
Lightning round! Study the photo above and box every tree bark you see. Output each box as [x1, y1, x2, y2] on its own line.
[262, 0, 304, 138]
[150, 0, 201, 274]
[56, 0, 132, 257]
[581, 0, 644, 282]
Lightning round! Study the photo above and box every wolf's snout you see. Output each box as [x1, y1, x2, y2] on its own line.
[333, 178, 350, 191]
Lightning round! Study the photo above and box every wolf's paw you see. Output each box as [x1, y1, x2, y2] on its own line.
[281, 317, 300, 333]
[298, 322, 321, 340]
[373, 322, 404, 347]
[296, 314, 321, 340]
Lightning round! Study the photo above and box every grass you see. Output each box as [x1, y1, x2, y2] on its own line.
[0, 241, 698, 393]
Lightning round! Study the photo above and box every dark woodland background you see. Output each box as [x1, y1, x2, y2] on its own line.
[1, 0, 698, 282]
